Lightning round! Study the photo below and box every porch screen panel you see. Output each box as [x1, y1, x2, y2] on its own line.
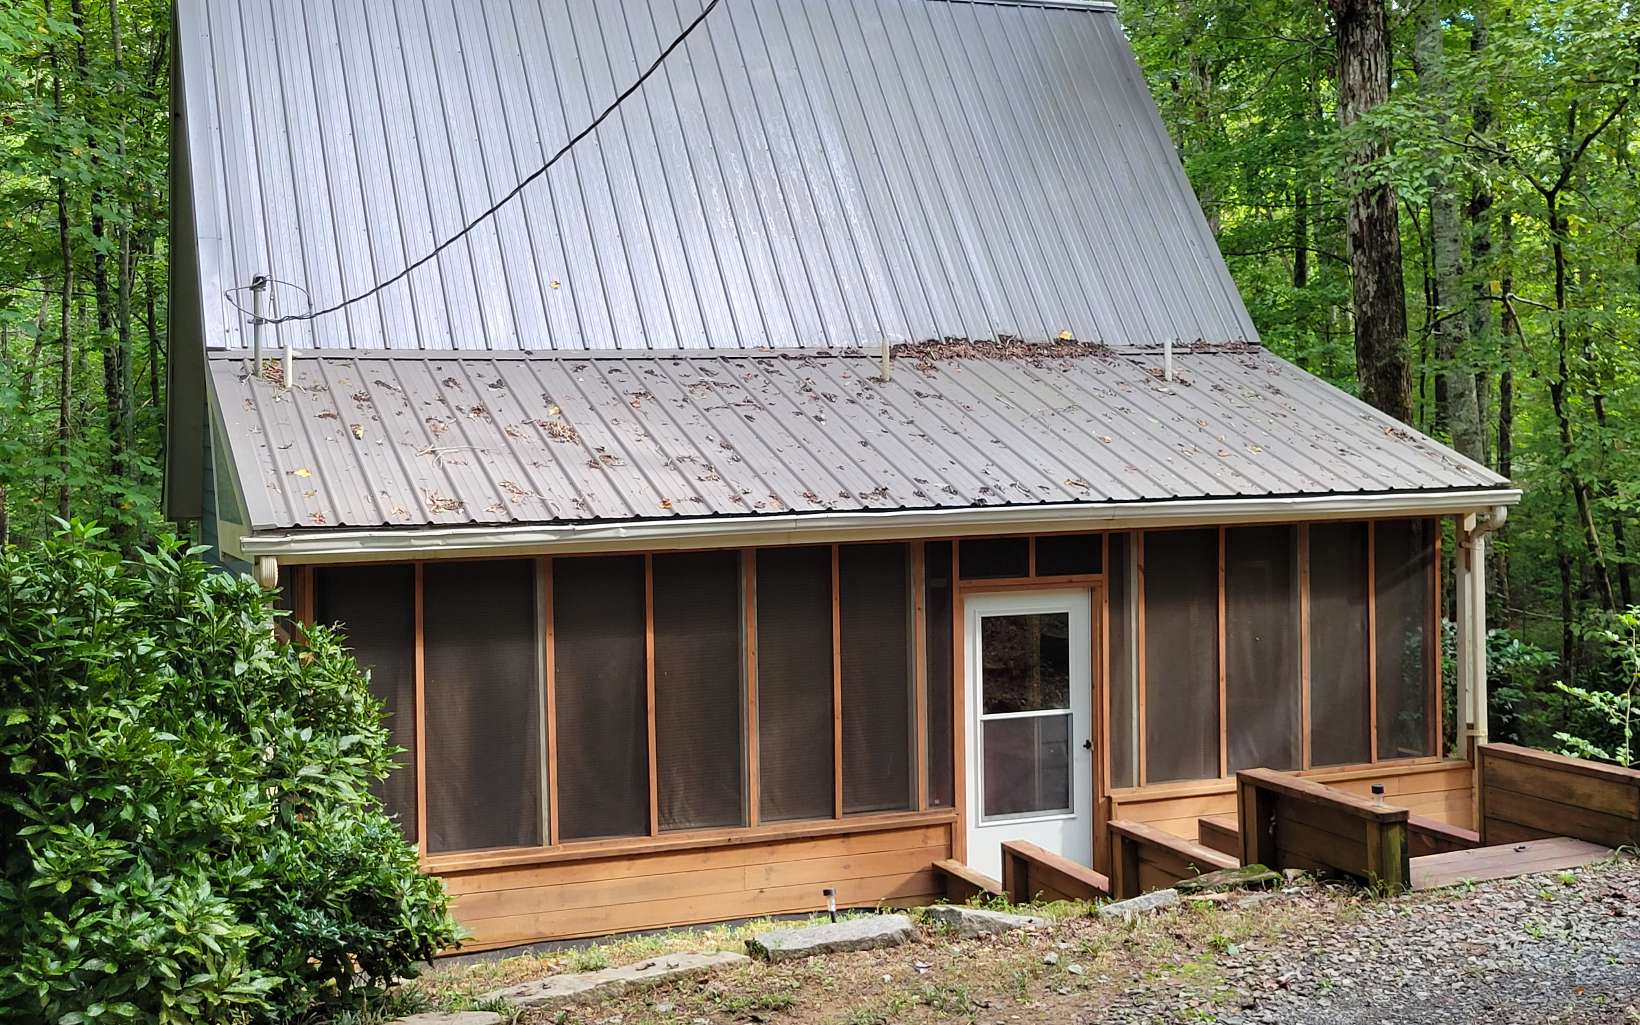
[840, 543, 915, 814]
[553, 555, 649, 841]
[757, 546, 835, 822]
[1309, 522, 1372, 766]
[1107, 534, 1137, 789]
[1375, 520, 1434, 759]
[924, 541, 955, 808]
[653, 550, 745, 831]
[959, 536, 1029, 579]
[315, 565, 416, 841]
[1225, 526, 1301, 772]
[423, 559, 541, 854]
[1035, 534, 1101, 576]
[1142, 529, 1220, 782]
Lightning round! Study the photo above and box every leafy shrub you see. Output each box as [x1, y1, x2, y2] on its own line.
[0, 523, 459, 1024]
[1553, 610, 1640, 767]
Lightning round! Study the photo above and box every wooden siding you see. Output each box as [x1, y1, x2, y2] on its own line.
[1478, 743, 1640, 848]
[441, 817, 954, 952]
[1107, 760, 1472, 843]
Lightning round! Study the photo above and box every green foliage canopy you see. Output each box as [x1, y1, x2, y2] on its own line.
[0, 523, 459, 1024]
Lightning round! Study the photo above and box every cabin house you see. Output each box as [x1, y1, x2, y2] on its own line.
[166, 0, 1518, 950]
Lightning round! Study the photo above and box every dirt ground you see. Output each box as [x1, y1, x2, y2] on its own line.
[408, 855, 1640, 1025]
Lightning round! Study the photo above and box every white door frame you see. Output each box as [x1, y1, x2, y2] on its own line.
[963, 588, 1095, 880]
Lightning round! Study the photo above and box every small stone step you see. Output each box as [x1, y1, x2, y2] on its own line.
[1096, 888, 1179, 919]
[923, 904, 1048, 938]
[480, 951, 748, 1009]
[746, 914, 916, 962]
[388, 1013, 503, 1025]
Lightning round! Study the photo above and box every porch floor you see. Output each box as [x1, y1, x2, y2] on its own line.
[1410, 836, 1612, 891]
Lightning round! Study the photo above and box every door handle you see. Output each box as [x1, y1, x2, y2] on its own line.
[1082, 739, 1093, 751]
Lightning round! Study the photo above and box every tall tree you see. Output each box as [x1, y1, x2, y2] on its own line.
[1331, 0, 1412, 422]
[1415, 0, 1484, 462]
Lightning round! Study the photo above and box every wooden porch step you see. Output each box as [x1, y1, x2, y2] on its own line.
[1197, 815, 1240, 859]
[1410, 836, 1611, 891]
[933, 859, 1003, 901]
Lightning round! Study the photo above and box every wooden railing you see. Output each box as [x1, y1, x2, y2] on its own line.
[933, 858, 1002, 902]
[1109, 819, 1238, 899]
[1408, 814, 1480, 857]
[1000, 840, 1111, 904]
[1197, 815, 1241, 860]
[1237, 768, 1411, 891]
[1477, 743, 1640, 849]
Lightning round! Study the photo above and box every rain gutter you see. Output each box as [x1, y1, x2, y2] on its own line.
[241, 487, 1521, 566]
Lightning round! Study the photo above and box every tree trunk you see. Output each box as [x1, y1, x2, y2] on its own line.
[1467, 7, 1494, 468]
[1416, 0, 1483, 462]
[1546, 188, 1616, 611]
[47, 0, 74, 521]
[110, 0, 137, 520]
[1332, 0, 1412, 422]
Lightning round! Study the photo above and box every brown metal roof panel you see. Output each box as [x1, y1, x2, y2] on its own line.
[209, 348, 1509, 534]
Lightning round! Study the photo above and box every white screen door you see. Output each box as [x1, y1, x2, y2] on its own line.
[964, 589, 1094, 880]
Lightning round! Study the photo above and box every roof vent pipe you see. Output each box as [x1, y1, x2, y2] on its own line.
[1164, 337, 1174, 383]
[880, 334, 892, 383]
[249, 274, 268, 377]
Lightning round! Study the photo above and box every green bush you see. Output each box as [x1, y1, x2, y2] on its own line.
[0, 523, 459, 1024]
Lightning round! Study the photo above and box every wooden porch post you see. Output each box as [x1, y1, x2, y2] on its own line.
[1454, 513, 1489, 756]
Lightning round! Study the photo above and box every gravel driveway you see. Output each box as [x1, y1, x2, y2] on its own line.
[1095, 859, 1640, 1025]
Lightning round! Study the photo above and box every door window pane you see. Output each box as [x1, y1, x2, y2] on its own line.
[980, 613, 1070, 714]
[982, 715, 1071, 817]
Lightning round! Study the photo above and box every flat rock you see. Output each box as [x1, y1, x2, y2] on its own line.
[1097, 888, 1179, 919]
[746, 914, 916, 962]
[923, 904, 1048, 938]
[1175, 865, 1282, 894]
[389, 1014, 503, 1025]
[480, 951, 748, 1008]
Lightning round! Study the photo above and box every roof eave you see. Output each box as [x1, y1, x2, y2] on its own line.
[240, 487, 1521, 564]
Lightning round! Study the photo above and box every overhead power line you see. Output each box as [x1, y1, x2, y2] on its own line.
[227, 0, 722, 328]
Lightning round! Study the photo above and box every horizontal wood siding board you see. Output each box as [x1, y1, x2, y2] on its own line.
[459, 871, 942, 951]
[1483, 786, 1639, 849]
[1483, 743, 1640, 786]
[428, 809, 956, 875]
[1483, 758, 1640, 820]
[1274, 815, 1371, 878]
[453, 845, 948, 922]
[1480, 819, 1560, 845]
[444, 823, 953, 948]
[443, 823, 950, 895]
[1273, 793, 1377, 847]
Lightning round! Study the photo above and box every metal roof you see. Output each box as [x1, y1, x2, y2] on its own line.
[209, 347, 1509, 532]
[174, 0, 1257, 354]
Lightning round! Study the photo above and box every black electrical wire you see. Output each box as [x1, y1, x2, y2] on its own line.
[227, 0, 721, 327]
